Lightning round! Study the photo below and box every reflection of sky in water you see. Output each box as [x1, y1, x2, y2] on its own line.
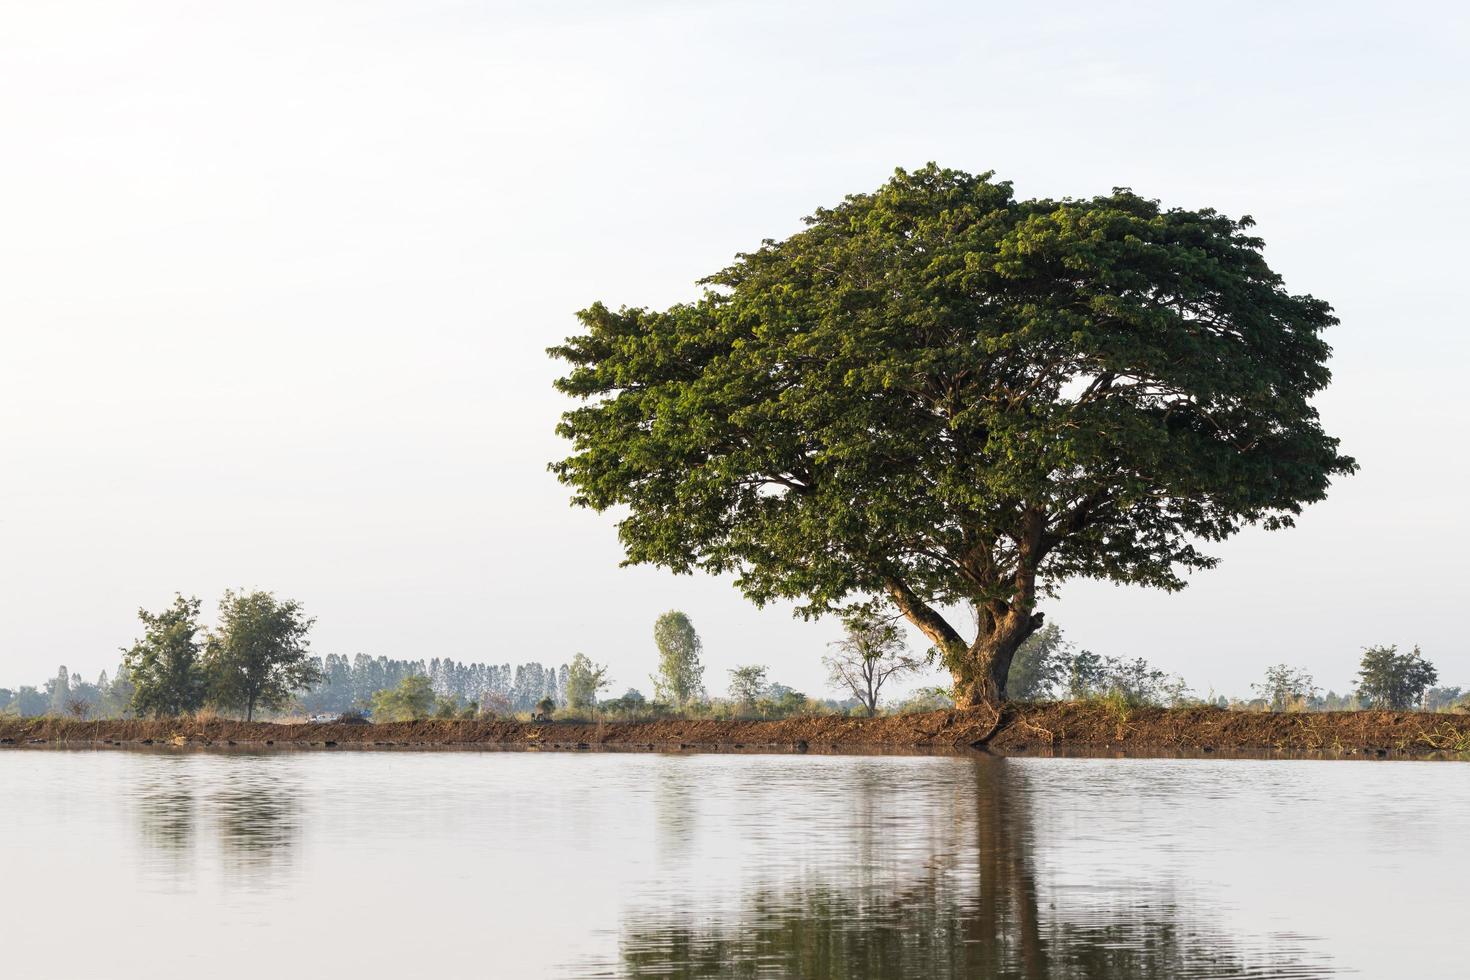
[2, 751, 1465, 977]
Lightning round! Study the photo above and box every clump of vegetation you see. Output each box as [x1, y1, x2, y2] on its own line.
[1002, 625, 1189, 707]
[370, 675, 435, 722]
[726, 665, 768, 713]
[893, 687, 956, 714]
[566, 653, 611, 710]
[1252, 665, 1319, 712]
[1356, 645, 1438, 710]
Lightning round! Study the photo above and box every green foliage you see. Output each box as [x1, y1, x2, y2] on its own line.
[1356, 645, 1437, 710]
[894, 686, 958, 714]
[370, 675, 436, 722]
[123, 595, 207, 718]
[727, 665, 769, 708]
[567, 652, 611, 709]
[551, 165, 1354, 703]
[204, 590, 322, 722]
[1006, 623, 1072, 701]
[651, 610, 705, 707]
[4, 685, 48, 717]
[1064, 651, 1181, 706]
[1252, 664, 1319, 711]
[1423, 686, 1464, 712]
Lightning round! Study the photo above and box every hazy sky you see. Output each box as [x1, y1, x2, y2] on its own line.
[2, 1, 1466, 700]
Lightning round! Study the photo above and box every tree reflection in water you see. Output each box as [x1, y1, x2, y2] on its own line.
[610, 758, 1338, 980]
[213, 760, 301, 881]
[135, 762, 197, 878]
[134, 754, 302, 887]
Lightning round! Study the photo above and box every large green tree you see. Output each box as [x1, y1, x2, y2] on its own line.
[205, 590, 322, 721]
[551, 166, 1354, 707]
[123, 594, 208, 718]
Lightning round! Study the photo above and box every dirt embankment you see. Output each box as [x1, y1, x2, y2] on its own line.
[4, 705, 1470, 757]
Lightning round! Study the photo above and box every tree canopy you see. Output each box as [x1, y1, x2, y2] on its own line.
[650, 610, 706, 707]
[123, 594, 207, 718]
[566, 652, 610, 709]
[205, 590, 321, 721]
[551, 165, 1354, 706]
[1356, 645, 1437, 710]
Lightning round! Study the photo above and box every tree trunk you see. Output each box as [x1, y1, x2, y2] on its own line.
[950, 611, 1044, 709]
[883, 571, 1043, 711]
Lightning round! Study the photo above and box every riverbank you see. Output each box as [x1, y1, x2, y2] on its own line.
[4, 704, 1469, 757]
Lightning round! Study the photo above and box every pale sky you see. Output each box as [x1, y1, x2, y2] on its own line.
[2, 1, 1466, 700]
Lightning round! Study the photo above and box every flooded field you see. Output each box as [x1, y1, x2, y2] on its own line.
[1, 750, 1465, 978]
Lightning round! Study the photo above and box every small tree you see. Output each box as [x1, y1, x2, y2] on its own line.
[482, 691, 513, 717]
[65, 697, 92, 720]
[370, 675, 436, 722]
[727, 665, 769, 709]
[205, 590, 322, 722]
[1252, 664, 1319, 711]
[651, 611, 705, 708]
[46, 666, 71, 716]
[123, 595, 207, 718]
[1356, 645, 1437, 710]
[823, 617, 928, 716]
[566, 653, 610, 709]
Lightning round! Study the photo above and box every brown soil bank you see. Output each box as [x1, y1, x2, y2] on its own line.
[4, 705, 1470, 757]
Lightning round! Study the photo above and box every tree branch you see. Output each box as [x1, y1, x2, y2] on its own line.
[883, 574, 966, 652]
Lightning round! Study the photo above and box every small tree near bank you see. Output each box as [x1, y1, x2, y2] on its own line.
[371, 674, 435, 722]
[651, 611, 705, 708]
[551, 166, 1354, 708]
[727, 665, 769, 709]
[1252, 664, 1319, 712]
[566, 653, 610, 709]
[205, 590, 322, 722]
[123, 594, 207, 718]
[823, 617, 928, 716]
[1356, 645, 1437, 710]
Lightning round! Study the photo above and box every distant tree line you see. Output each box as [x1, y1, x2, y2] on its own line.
[300, 655, 569, 716]
[3, 595, 1464, 721]
[1003, 626, 1465, 713]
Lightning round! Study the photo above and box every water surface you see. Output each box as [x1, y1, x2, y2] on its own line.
[2, 750, 1465, 978]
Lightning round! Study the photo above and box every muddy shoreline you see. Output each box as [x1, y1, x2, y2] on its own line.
[4, 705, 1469, 758]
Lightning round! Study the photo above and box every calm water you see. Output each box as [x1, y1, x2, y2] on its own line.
[1, 750, 1466, 979]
